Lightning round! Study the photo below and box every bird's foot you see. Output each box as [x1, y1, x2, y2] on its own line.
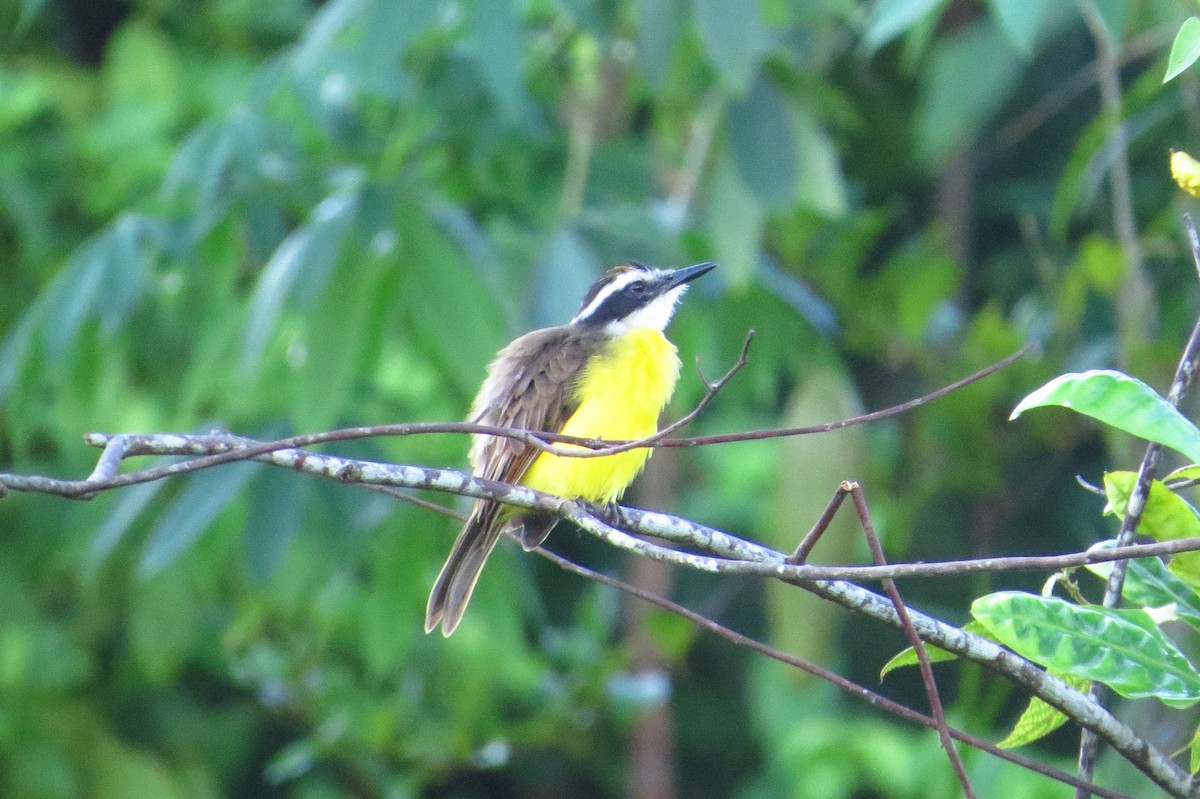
[581, 499, 628, 528]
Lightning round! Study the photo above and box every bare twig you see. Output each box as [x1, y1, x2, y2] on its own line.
[850, 484, 976, 799]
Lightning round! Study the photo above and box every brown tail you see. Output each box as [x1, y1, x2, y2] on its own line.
[425, 500, 506, 636]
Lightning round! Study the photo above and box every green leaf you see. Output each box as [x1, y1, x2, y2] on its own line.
[1190, 722, 1200, 774]
[1103, 472, 1200, 541]
[97, 215, 150, 333]
[692, 0, 766, 92]
[241, 185, 360, 373]
[914, 22, 1020, 169]
[1166, 464, 1200, 483]
[398, 208, 506, 395]
[987, 0, 1046, 58]
[879, 619, 995, 679]
[793, 105, 847, 218]
[1165, 18, 1200, 83]
[43, 238, 107, 359]
[244, 466, 308, 583]
[470, 0, 527, 119]
[1086, 541, 1200, 633]
[91, 735, 187, 799]
[138, 463, 259, 578]
[294, 262, 380, 430]
[997, 671, 1090, 749]
[707, 154, 764, 288]
[1011, 370, 1200, 463]
[1104, 473, 1200, 589]
[16, 0, 50, 33]
[862, 0, 946, 54]
[358, 0, 436, 95]
[728, 75, 798, 210]
[86, 480, 168, 575]
[130, 570, 200, 683]
[0, 303, 40, 407]
[533, 229, 601, 329]
[638, 0, 685, 90]
[972, 591, 1200, 703]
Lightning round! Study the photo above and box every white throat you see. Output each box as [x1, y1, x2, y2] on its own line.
[602, 285, 686, 336]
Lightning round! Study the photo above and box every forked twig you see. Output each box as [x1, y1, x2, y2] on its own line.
[789, 481, 975, 799]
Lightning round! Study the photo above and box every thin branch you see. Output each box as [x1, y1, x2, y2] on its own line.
[1, 439, 1193, 795]
[850, 483, 976, 799]
[11, 438, 1200, 579]
[536, 548, 1136, 799]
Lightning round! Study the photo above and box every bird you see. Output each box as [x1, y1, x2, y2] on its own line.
[425, 261, 717, 636]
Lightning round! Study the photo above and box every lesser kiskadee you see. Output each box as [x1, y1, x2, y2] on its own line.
[425, 261, 716, 636]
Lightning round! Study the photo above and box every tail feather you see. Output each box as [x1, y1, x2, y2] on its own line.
[518, 512, 557, 551]
[425, 501, 505, 636]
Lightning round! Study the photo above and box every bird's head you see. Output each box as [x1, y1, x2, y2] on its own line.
[570, 261, 716, 336]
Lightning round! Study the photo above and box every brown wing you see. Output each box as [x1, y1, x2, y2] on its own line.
[425, 325, 600, 636]
[469, 325, 599, 488]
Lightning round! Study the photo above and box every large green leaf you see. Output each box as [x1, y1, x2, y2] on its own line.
[86, 480, 168, 575]
[793, 105, 847, 218]
[972, 591, 1200, 703]
[1165, 17, 1200, 84]
[1104, 473, 1200, 588]
[470, 0, 526, 119]
[1011, 370, 1200, 463]
[707, 154, 764, 287]
[728, 75, 798, 209]
[997, 671, 1090, 749]
[987, 0, 1047, 58]
[637, 0, 685, 90]
[914, 22, 1020, 168]
[1086, 541, 1200, 632]
[1103, 472, 1200, 541]
[879, 619, 996, 678]
[240, 183, 361, 373]
[862, 0, 946, 53]
[692, 0, 765, 92]
[244, 466, 308, 583]
[43, 238, 107, 359]
[0, 303, 39, 407]
[138, 463, 260, 578]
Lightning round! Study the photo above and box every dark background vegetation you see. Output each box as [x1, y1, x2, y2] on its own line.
[2, 0, 1198, 796]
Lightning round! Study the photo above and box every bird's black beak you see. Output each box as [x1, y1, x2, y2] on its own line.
[663, 261, 717, 291]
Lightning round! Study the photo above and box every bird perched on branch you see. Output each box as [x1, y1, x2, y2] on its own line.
[425, 261, 716, 635]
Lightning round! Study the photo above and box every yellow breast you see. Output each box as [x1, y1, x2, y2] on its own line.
[521, 329, 681, 503]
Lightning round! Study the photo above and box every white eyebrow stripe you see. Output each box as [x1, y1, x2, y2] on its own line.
[570, 270, 643, 323]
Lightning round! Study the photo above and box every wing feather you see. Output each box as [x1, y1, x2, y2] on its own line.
[427, 325, 601, 635]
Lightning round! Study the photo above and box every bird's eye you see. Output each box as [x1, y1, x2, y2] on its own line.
[630, 281, 647, 294]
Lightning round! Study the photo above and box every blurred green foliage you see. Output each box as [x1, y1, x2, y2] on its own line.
[3, 0, 1200, 796]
